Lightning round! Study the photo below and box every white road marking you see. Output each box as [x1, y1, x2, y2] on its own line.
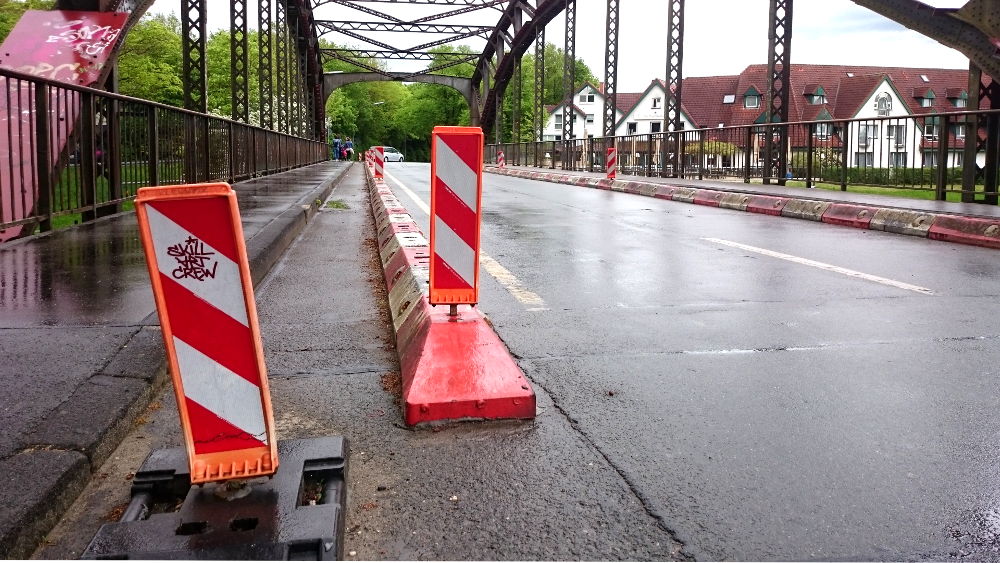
[703, 237, 935, 296]
[384, 170, 548, 310]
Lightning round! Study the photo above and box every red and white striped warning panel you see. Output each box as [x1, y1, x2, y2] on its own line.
[135, 183, 278, 484]
[606, 147, 617, 179]
[429, 126, 484, 305]
[373, 146, 385, 179]
[497, 150, 506, 168]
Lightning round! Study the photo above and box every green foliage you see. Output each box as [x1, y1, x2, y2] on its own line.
[116, 14, 184, 106]
[0, 0, 54, 43]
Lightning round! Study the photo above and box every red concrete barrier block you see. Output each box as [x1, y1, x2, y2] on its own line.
[781, 199, 831, 221]
[596, 179, 614, 190]
[928, 215, 1000, 249]
[693, 190, 724, 207]
[821, 204, 878, 229]
[624, 182, 643, 195]
[746, 195, 788, 216]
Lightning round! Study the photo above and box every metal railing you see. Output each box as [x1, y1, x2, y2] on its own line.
[0, 67, 328, 241]
[489, 108, 1000, 204]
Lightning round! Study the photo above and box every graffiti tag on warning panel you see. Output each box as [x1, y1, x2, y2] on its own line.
[168, 236, 218, 281]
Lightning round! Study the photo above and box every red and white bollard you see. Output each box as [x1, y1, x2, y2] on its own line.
[606, 147, 617, 180]
[373, 146, 385, 179]
[496, 150, 505, 168]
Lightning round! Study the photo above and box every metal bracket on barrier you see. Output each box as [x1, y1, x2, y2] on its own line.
[82, 437, 348, 560]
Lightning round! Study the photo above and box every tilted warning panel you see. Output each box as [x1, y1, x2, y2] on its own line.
[135, 183, 278, 484]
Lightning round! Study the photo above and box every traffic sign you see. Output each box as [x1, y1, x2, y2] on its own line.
[135, 183, 278, 484]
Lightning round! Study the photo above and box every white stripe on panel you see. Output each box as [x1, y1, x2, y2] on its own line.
[433, 215, 476, 288]
[174, 337, 268, 443]
[146, 205, 249, 326]
[435, 136, 479, 212]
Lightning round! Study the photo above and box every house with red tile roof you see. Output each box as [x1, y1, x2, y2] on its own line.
[541, 82, 628, 141]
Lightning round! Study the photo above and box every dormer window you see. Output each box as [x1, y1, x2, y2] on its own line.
[951, 91, 968, 108]
[875, 93, 892, 116]
[804, 85, 826, 105]
[743, 87, 761, 109]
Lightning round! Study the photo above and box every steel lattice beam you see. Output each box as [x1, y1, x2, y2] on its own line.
[321, 49, 473, 61]
[181, 0, 208, 112]
[663, 0, 684, 177]
[259, 0, 274, 129]
[276, 0, 289, 133]
[533, 28, 545, 143]
[602, 0, 619, 138]
[231, 0, 249, 123]
[316, 20, 494, 34]
[561, 0, 576, 146]
[764, 0, 792, 185]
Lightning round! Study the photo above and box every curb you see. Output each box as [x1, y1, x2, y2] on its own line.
[486, 167, 1000, 250]
[3, 162, 350, 560]
[365, 167, 535, 426]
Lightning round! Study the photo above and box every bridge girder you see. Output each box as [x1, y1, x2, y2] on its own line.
[850, 0, 1000, 81]
[322, 72, 479, 124]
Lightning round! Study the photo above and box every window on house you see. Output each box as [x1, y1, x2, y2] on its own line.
[587, 134, 594, 139]
[952, 123, 967, 139]
[718, 122, 725, 128]
[723, 94, 736, 104]
[920, 97, 934, 107]
[815, 123, 832, 139]
[890, 152, 907, 167]
[651, 122, 662, 133]
[745, 95, 760, 109]
[855, 152, 874, 167]
[953, 97, 968, 108]
[924, 117, 939, 138]
[954, 152, 964, 166]
[858, 124, 878, 146]
[652, 97, 662, 109]
[554, 114, 563, 126]
[924, 151, 937, 167]
[875, 93, 892, 116]
[846, 72, 855, 78]
[887, 124, 906, 147]
[579, 93, 595, 103]
[920, 74, 930, 83]
[810, 94, 827, 105]
[627, 122, 637, 134]
[586, 114, 595, 124]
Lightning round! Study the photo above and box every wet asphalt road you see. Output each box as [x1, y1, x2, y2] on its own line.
[383, 162, 1000, 561]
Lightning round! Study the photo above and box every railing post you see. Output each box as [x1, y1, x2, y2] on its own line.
[33, 83, 53, 233]
[698, 130, 705, 180]
[80, 91, 97, 222]
[102, 95, 122, 217]
[646, 134, 653, 177]
[228, 121, 236, 183]
[840, 121, 849, 191]
[201, 116, 210, 181]
[806, 122, 814, 189]
[985, 112, 999, 205]
[743, 127, 752, 183]
[148, 107, 160, 187]
[936, 114, 950, 200]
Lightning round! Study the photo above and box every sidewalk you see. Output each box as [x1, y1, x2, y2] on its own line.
[487, 165, 1000, 249]
[0, 161, 350, 559]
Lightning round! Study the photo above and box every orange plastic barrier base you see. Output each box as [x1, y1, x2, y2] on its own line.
[400, 305, 535, 426]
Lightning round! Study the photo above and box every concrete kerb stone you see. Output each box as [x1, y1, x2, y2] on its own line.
[482, 167, 999, 251]
[870, 209, 934, 237]
[781, 199, 831, 221]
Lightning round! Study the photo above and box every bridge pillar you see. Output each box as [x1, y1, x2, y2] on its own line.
[764, 0, 792, 185]
[662, 0, 685, 178]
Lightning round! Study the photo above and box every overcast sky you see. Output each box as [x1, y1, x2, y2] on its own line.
[148, 0, 971, 93]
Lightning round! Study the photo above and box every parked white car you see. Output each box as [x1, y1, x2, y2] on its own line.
[377, 146, 404, 162]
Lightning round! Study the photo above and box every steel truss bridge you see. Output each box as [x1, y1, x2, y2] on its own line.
[24, 0, 1000, 194]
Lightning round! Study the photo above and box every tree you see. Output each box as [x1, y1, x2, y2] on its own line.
[0, 0, 53, 43]
[116, 14, 184, 107]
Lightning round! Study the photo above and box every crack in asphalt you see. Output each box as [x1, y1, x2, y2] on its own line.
[523, 370, 695, 561]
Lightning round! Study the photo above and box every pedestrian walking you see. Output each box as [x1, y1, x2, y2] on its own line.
[344, 137, 354, 160]
[332, 135, 342, 161]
